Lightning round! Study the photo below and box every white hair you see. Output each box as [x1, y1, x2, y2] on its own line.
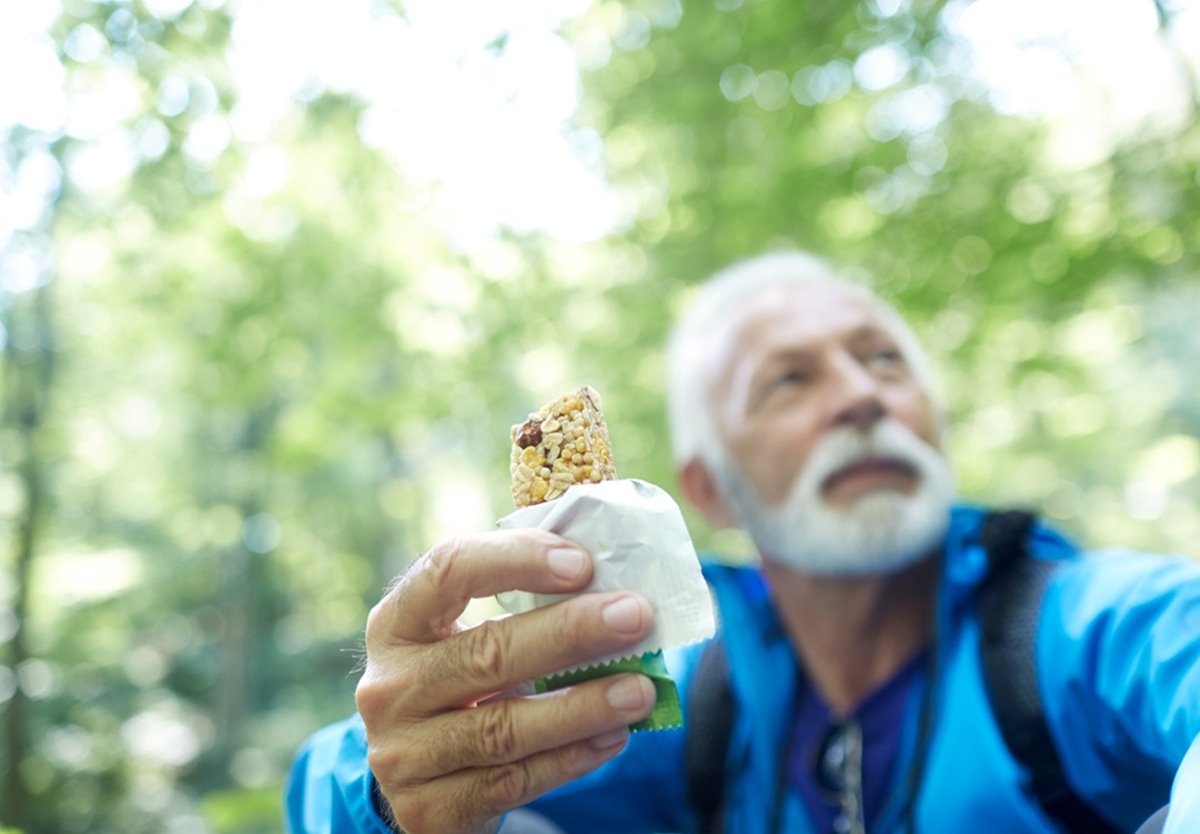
[666, 251, 941, 470]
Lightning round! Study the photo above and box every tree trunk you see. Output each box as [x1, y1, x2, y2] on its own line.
[1, 282, 56, 830]
[211, 400, 279, 779]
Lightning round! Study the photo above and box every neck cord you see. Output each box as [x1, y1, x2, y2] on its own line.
[769, 630, 941, 834]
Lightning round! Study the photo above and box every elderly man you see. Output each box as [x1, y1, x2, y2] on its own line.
[287, 253, 1200, 834]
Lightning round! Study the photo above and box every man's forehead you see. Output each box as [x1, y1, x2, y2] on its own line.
[720, 282, 888, 366]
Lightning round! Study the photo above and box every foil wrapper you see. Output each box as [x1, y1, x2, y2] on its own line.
[495, 479, 714, 730]
[495, 478, 716, 670]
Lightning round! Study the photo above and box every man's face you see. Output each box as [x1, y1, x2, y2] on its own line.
[707, 282, 953, 574]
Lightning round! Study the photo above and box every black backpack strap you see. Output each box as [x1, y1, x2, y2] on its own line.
[978, 510, 1120, 833]
[685, 638, 734, 834]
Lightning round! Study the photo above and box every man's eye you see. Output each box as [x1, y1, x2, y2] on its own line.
[867, 349, 904, 371]
[773, 370, 810, 388]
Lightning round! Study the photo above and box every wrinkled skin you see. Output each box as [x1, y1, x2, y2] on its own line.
[356, 528, 656, 834]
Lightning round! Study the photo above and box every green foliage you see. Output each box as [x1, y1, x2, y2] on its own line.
[568, 0, 1200, 555]
[1, 0, 1198, 832]
[202, 785, 285, 833]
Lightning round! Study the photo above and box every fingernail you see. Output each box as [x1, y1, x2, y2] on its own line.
[588, 728, 629, 750]
[602, 595, 648, 635]
[607, 675, 653, 713]
[547, 546, 587, 580]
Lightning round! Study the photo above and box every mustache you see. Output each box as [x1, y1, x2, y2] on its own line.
[715, 414, 956, 577]
[798, 419, 941, 498]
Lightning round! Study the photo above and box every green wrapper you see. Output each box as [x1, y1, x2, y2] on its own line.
[534, 649, 682, 732]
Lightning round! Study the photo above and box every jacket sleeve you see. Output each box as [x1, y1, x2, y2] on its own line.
[286, 671, 694, 834]
[1036, 549, 1200, 830]
[286, 715, 396, 834]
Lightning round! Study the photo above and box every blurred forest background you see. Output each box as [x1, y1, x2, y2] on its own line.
[2, 0, 1199, 831]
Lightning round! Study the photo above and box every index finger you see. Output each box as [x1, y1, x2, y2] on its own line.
[367, 529, 593, 646]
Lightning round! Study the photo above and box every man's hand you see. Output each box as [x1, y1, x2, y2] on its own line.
[356, 529, 657, 834]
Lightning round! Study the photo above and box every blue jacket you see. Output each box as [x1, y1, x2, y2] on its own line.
[287, 506, 1200, 833]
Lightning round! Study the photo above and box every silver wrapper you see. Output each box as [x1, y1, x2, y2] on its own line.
[496, 478, 716, 673]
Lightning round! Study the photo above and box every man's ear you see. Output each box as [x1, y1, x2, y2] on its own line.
[679, 458, 737, 528]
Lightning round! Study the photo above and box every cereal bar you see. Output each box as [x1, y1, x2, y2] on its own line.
[510, 386, 618, 508]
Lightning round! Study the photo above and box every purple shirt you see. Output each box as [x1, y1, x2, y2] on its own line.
[788, 651, 928, 832]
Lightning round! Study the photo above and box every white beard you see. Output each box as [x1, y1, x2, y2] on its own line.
[715, 418, 956, 576]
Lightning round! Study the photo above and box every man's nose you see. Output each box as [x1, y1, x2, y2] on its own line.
[830, 354, 885, 431]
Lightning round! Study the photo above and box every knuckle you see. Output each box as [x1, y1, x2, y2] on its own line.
[356, 671, 428, 751]
[366, 744, 397, 782]
[549, 597, 579, 638]
[477, 704, 519, 762]
[486, 760, 535, 808]
[354, 665, 404, 721]
[354, 674, 381, 719]
[463, 620, 510, 682]
[543, 598, 584, 654]
[425, 536, 467, 590]
[364, 598, 391, 645]
[561, 737, 599, 774]
[366, 739, 418, 793]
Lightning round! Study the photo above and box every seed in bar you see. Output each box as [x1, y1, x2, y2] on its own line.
[510, 386, 617, 508]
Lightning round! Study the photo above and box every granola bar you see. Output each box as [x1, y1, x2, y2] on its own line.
[510, 386, 617, 508]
